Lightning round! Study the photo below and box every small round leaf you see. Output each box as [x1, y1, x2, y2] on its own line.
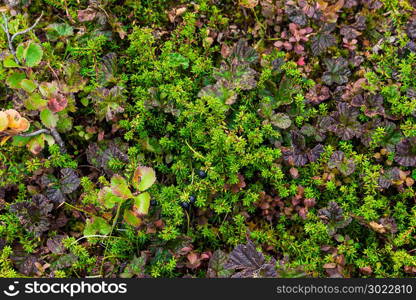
[132, 166, 156, 191]
[23, 43, 43, 67]
[110, 174, 133, 199]
[133, 192, 151, 216]
[40, 108, 58, 128]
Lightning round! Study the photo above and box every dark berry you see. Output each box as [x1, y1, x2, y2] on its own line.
[150, 200, 157, 206]
[189, 195, 196, 204]
[180, 202, 190, 209]
[198, 170, 207, 179]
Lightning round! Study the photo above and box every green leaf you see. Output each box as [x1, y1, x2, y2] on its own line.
[40, 108, 58, 128]
[11, 135, 31, 147]
[111, 175, 133, 199]
[6, 72, 26, 89]
[123, 210, 141, 227]
[43, 134, 55, 146]
[53, 253, 78, 270]
[20, 79, 37, 93]
[120, 255, 146, 278]
[167, 53, 189, 69]
[133, 192, 151, 216]
[23, 43, 43, 67]
[46, 23, 74, 41]
[98, 186, 123, 208]
[39, 81, 59, 98]
[276, 77, 295, 107]
[132, 166, 156, 191]
[26, 134, 45, 155]
[56, 115, 73, 132]
[24, 93, 47, 110]
[16, 44, 24, 62]
[95, 217, 111, 235]
[84, 217, 111, 236]
[3, 56, 20, 68]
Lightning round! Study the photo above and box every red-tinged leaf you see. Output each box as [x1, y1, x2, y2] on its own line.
[48, 95, 68, 113]
[26, 134, 45, 155]
[110, 175, 132, 199]
[98, 187, 120, 208]
[132, 166, 156, 191]
[133, 192, 151, 216]
[186, 252, 201, 269]
[77, 8, 96, 22]
[123, 209, 141, 227]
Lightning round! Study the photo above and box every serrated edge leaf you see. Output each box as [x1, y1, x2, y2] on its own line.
[23, 43, 43, 67]
[40, 108, 58, 128]
[6, 72, 26, 89]
[20, 79, 37, 93]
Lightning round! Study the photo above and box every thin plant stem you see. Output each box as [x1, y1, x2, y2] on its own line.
[185, 139, 205, 159]
[100, 202, 122, 276]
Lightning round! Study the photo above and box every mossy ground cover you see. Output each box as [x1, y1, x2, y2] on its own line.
[0, 0, 415, 278]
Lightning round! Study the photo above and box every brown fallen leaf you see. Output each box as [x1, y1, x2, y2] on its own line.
[369, 221, 386, 234]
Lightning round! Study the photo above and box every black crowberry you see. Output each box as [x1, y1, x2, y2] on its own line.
[198, 170, 207, 179]
[189, 195, 196, 204]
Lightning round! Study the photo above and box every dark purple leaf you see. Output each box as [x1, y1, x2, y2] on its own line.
[407, 19, 416, 40]
[18, 255, 39, 276]
[327, 102, 362, 140]
[10, 194, 53, 236]
[378, 167, 401, 189]
[60, 168, 80, 194]
[291, 130, 306, 150]
[395, 137, 416, 167]
[340, 26, 361, 40]
[311, 33, 336, 55]
[47, 235, 66, 254]
[86, 141, 129, 176]
[286, 5, 307, 26]
[351, 94, 384, 117]
[328, 151, 356, 176]
[45, 187, 66, 204]
[318, 201, 352, 235]
[322, 58, 351, 85]
[308, 144, 324, 162]
[224, 240, 277, 278]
